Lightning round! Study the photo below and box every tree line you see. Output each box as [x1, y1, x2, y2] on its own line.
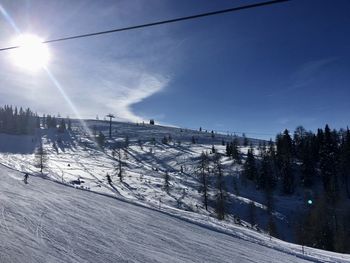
[0, 105, 40, 135]
[240, 124, 350, 253]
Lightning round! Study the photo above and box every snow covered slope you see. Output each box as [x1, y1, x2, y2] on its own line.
[0, 165, 348, 263]
[0, 121, 299, 241]
[0, 120, 350, 262]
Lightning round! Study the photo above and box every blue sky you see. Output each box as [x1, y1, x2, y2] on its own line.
[0, 0, 349, 139]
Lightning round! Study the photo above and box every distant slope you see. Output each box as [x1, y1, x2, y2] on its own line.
[0, 165, 343, 263]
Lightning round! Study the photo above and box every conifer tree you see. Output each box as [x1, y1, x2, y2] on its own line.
[276, 129, 294, 194]
[164, 171, 170, 193]
[35, 144, 47, 173]
[243, 147, 257, 181]
[339, 128, 350, 198]
[213, 153, 226, 220]
[198, 151, 210, 210]
[319, 125, 339, 203]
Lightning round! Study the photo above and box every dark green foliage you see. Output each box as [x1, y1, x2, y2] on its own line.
[58, 118, 66, 133]
[45, 114, 58, 129]
[339, 128, 350, 198]
[276, 129, 294, 194]
[0, 105, 39, 135]
[248, 201, 256, 226]
[226, 138, 241, 163]
[213, 153, 226, 220]
[243, 148, 258, 181]
[198, 151, 210, 210]
[191, 136, 196, 144]
[319, 125, 339, 203]
[296, 197, 334, 251]
[35, 144, 47, 173]
[163, 171, 170, 193]
[258, 153, 275, 191]
[267, 215, 278, 238]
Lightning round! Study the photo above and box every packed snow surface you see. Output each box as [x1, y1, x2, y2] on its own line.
[0, 120, 349, 262]
[1, 165, 349, 262]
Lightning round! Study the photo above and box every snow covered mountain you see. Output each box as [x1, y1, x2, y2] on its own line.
[0, 119, 349, 262]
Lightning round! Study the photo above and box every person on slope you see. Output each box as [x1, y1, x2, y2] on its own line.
[106, 173, 112, 185]
[24, 173, 29, 184]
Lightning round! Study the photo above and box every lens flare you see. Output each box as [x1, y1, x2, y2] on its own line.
[10, 34, 50, 72]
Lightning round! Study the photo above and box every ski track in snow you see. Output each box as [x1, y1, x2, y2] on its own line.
[0, 122, 349, 262]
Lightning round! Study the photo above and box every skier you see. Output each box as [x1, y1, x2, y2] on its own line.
[106, 173, 112, 185]
[24, 173, 29, 184]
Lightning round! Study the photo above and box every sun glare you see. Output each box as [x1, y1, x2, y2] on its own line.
[10, 34, 50, 72]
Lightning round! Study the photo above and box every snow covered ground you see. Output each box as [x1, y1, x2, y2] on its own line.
[1, 165, 349, 263]
[0, 120, 349, 262]
[0, 121, 300, 239]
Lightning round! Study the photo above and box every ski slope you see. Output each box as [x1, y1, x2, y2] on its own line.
[0, 121, 303, 242]
[1, 165, 349, 263]
[0, 120, 350, 262]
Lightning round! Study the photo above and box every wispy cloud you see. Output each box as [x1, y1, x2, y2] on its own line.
[267, 57, 337, 98]
[0, 1, 178, 121]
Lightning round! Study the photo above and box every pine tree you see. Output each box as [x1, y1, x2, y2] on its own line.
[276, 129, 294, 194]
[339, 128, 350, 198]
[191, 136, 196, 144]
[243, 147, 258, 181]
[319, 125, 339, 203]
[248, 201, 256, 227]
[67, 117, 72, 130]
[213, 153, 226, 220]
[231, 138, 241, 163]
[198, 151, 210, 210]
[35, 144, 47, 173]
[58, 118, 66, 133]
[258, 153, 275, 191]
[267, 215, 278, 239]
[163, 171, 170, 193]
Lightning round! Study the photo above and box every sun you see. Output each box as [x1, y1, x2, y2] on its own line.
[10, 34, 50, 72]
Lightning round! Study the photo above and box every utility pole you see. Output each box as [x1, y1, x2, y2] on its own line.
[106, 114, 115, 138]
